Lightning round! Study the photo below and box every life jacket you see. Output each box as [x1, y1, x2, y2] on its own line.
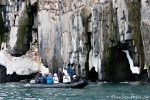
[40, 76, 46, 84]
[63, 74, 71, 83]
[47, 75, 53, 84]
[53, 73, 59, 83]
[53, 76, 59, 83]
[63, 68, 71, 83]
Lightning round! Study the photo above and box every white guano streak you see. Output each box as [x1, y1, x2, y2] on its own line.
[122, 50, 140, 74]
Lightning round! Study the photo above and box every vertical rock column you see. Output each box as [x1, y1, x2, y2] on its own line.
[141, 0, 150, 80]
[60, 0, 112, 79]
[38, 0, 63, 73]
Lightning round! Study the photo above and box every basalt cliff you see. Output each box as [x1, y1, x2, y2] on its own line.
[0, 0, 150, 83]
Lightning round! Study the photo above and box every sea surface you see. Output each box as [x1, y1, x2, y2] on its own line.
[0, 82, 150, 100]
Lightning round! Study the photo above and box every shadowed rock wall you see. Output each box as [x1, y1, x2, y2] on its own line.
[0, 0, 149, 82]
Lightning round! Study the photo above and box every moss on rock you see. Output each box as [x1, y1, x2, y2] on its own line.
[16, 5, 32, 52]
[103, 47, 133, 82]
[126, 1, 144, 71]
[0, 7, 9, 47]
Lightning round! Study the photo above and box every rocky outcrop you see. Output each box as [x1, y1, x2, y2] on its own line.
[37, 0, 112, 79]
[36, 0, 145, 82]
[0, 0, 150, 82]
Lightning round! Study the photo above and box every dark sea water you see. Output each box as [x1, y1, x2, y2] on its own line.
[0, 82, 150, 100]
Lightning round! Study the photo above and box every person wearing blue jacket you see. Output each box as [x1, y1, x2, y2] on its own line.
[67, 64, 75, 81]
[40, 75, 46, 84]
[35, 71, 42, 83]
[47, 73, 53, 84]
[36, 71, 42, 78]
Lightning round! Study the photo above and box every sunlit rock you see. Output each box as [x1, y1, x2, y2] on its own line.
[9, 27, 18, 50]
[0, 30, 49, 75]
[0, 0, 150, 82]
[123, 50, 140, 74]
[30, 0, 37, 5]
[0, 0, 6, 5]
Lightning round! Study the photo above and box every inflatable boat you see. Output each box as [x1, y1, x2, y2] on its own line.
[23, 80, 88, 88]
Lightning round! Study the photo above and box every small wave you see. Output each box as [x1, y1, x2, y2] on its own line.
[0, 93, 8, 97]
[119, 81, 150, 85]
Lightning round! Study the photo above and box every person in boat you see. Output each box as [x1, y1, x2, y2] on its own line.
[35, 71, 42, 83]
[66, 64, 75, 80]
[46, 73, 53, 84]
[72, 74, 79, 83]
[40, 74, 47, 84]
[70, 65, 75, 81]
[66, 64, 71, 77]
[63, 68, 71, 83]
[66, 64, 73, 82]
[36, 71, 42, 78]
[53, 73, 59, 83]
[58, 68, 64, 83]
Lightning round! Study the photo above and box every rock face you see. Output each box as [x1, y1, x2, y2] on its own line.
[0, 0, 150, 82]
[0, 0, 32, 55]
[0, 0, 6, 5]
[141, 0, 150, 80]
